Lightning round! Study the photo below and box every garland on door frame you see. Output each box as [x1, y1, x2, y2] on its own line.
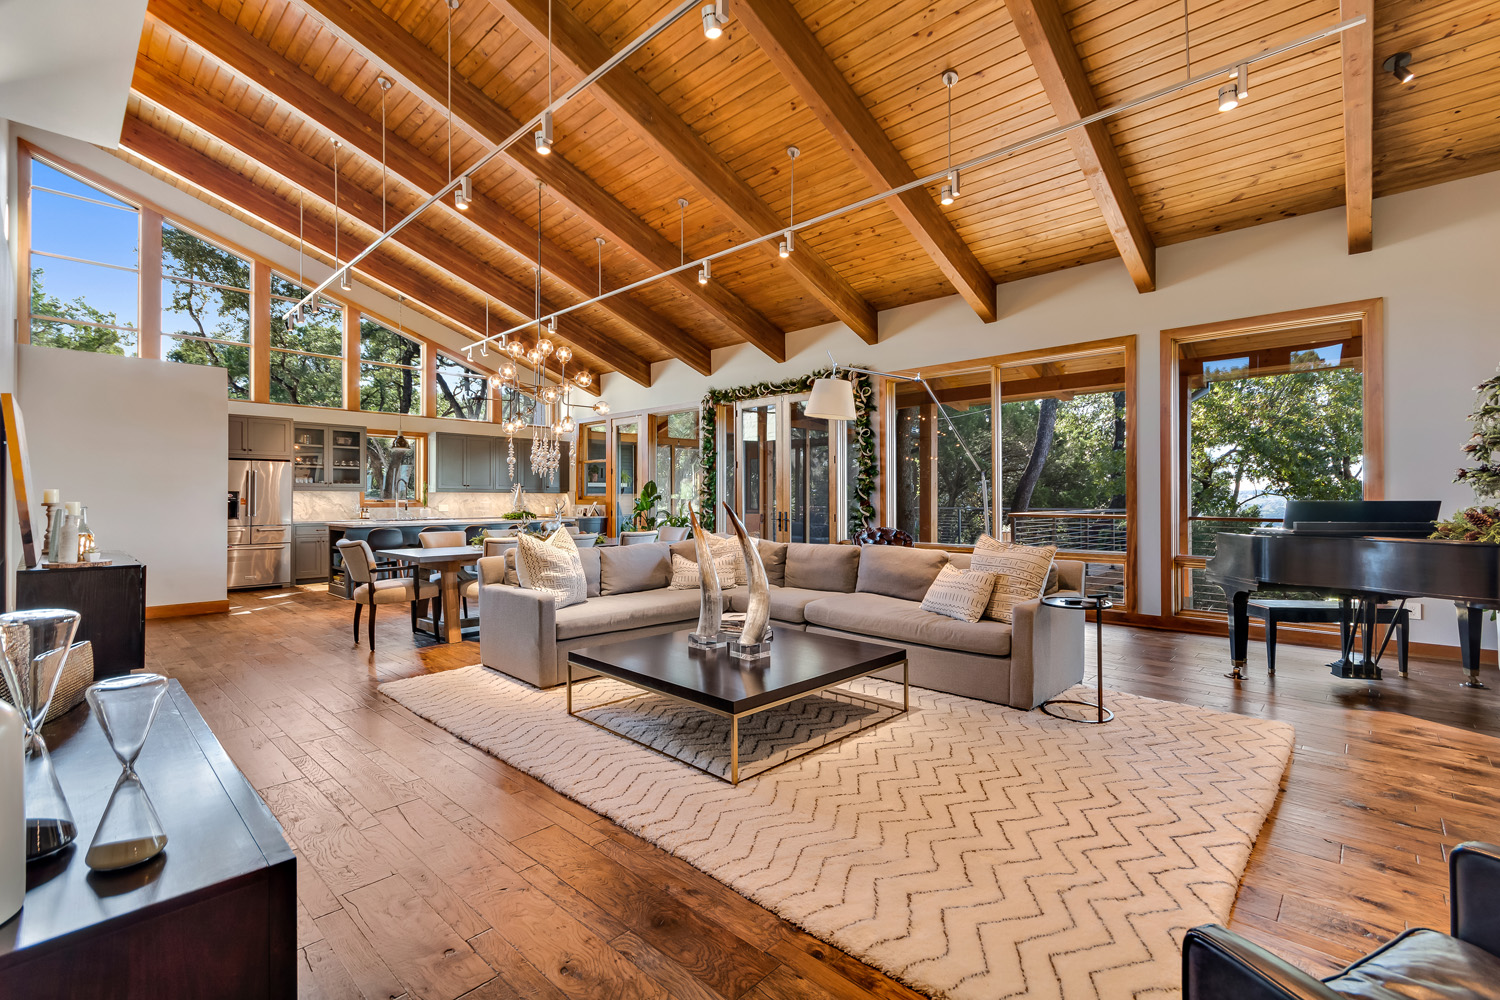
[698, 366, 878, 532]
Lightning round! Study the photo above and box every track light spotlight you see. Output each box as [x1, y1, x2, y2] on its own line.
[455, 174, 472, 209]
[593, 399, 609, 414]
[698, 259, 711, 285]
[779, 230, 793, 258]
[535, 110, 554, 154]
[701, 1, 727, 39]
[1217, 83, 1240, 112]
[1218, 65, 1249, 112]
[339, 268, 352, 290]
[940, 184, 954, 206]
[1383, 51, 1415, 84]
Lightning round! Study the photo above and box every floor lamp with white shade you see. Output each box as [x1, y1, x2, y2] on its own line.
[805, 357, 992, 539]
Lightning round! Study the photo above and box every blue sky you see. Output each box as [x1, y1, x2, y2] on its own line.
[28, 160, 140, 326]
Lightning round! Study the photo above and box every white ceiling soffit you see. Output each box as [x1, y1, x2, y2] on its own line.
[0, 0, 149, 147]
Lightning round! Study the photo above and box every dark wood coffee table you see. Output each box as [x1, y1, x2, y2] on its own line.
[566, 628, 909, 784]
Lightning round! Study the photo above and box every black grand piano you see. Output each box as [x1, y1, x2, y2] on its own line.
[1205, 500, 1500, 687]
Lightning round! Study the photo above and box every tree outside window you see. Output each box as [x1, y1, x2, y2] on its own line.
[27, 158, 140, 355]
[161, 223, 251, 398]
[359, 318, 421, 415]
[270, 274, 344, 407]
[365, 434, 419, 501]
[434, 353, 488, 420]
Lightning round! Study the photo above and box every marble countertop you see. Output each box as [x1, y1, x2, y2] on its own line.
[322, 515, 538, 529]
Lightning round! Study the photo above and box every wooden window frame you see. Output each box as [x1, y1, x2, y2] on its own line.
[1158, 300, 1385, 623]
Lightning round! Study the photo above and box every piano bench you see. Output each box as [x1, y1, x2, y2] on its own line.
[1246, 599, 1410, 676]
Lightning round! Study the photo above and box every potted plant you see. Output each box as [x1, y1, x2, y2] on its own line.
[657, 511, 691, 542]
[631, 481, 663, 531]
[1433, 366, 1500, 544]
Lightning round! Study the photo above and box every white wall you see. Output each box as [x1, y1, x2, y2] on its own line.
[604, 171, 1500, 652]
[18, 344, 227, 609]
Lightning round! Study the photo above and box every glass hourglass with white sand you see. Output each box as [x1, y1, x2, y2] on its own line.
[0, 609, 81, 860]
[84, 674, 169, 871]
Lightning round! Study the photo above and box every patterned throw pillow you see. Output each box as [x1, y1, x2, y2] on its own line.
[514, 528, 586, 608]
[706, 534, 747, 586]
[668, 552, 739, 590]
[970, 535, 1056, 623]
[920, 565, 999, 623]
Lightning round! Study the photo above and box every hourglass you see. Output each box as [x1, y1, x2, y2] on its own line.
[84, 674, 169, 871]
[0, 609, 81, 860]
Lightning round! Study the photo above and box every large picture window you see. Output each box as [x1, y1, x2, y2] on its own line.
[270, 275, 344, 407]
[27, 158, 141, 355]
[359, 317, 421, 415]
[161, 223, 251, 398]
[1164, 303, 1382, 617]
[653, 410, 701, 518]
[434, 352, 488, 420]
[894, 370, 993, 546]
[365, 432, 421, 502]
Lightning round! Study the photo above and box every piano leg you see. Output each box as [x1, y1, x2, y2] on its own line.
[1457, 603, 1487, 689]
[1226, 589, 1250, 680]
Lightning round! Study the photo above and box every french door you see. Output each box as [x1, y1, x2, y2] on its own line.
[724, 393, 842, 542]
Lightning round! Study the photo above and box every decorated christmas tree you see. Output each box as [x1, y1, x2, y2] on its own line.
[1432, 365, 1500, 543]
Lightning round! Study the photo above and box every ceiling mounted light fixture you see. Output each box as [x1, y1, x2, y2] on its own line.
[1382, 51, 1415, 84]
[456, 174, 472, 209]
[698, 258, 711, 285]
[780, 145, 799, 258]
[940, 70, 960, 206]
[535, 110, 554, 154]
[1217, 63, 1248, 111]
[702, 0, 727, 39]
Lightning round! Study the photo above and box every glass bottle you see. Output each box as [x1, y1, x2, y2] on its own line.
[77, 506, 96, 560]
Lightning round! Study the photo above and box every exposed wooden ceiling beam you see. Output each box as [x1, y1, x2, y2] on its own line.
[128, 66, 652, 385]
[731, 0, 997, 325]
[1004, 0, 1157, 293]
[482, 0, 881, 344]
[1341, 0, 1374, 254]
[118, 113, 653, 386]
[143, 0, 711, 375]
[291, 0, 788, 361]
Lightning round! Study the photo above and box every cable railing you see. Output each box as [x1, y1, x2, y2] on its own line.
[1007, 509, 1127, 556]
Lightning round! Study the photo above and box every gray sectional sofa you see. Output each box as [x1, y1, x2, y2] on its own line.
[476, 538, 1086, 710]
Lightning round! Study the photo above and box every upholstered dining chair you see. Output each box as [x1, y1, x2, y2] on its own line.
[420, 530, 478, 617]
[1183, 841, 1500, 999]
[335, 539, 438, 651]
[365, 526, 406, 578]
[619, 529, 659, 545]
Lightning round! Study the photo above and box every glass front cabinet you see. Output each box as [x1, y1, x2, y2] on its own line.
[293, 423, 365, 490]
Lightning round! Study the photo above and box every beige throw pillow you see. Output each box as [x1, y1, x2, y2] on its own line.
[669, 552, 738, 590]
[706, 534, 747, 585]
[970, 536, 1056, 623]
[515, 528, 586, 608]
[920, 565, 998, 623]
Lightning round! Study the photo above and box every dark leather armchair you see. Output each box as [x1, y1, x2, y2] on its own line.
[1184, 841, 1500, 999]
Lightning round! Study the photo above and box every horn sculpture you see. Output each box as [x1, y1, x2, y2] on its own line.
[687, 504, 725, 648]
[721, 504, 772, 660]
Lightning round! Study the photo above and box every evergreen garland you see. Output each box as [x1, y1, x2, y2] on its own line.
[698, 367, 877, 532]
[1432, 365, 1500, 544]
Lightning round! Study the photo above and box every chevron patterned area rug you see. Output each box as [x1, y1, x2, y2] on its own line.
[380, 666, 1293, 1000]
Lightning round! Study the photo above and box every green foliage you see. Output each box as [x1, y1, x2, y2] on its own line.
[29, 267, 132, 354]
[359, 320, 421, 415]
[1453, 367, 1500, 503]
[161, 225, 252, 398]
[700, 368, 877, 532]
[1431, 506, 1500, 543]
[632, 480, 663, 530]
[434, 354, 487, 420]
[270, 275, 344, 407]
[1188, 364, 1363, 517]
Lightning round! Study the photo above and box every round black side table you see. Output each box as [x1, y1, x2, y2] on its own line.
[1039, 594, 1114, 724]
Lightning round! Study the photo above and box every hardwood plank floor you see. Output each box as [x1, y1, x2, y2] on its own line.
[147, 587, 1500, 998]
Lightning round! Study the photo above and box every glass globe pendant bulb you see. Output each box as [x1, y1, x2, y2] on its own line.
[501, 362, 516, 379]
[539, 340, 555, 356]
[543, 387, 559, 403]
[574, 371, 593, 387]
[508, 340, 525, 358]
[555, 345, 572, 363]
[527, 348, 542, 365]
[593, 399, 610, 414]
[560, 415, 575, 432]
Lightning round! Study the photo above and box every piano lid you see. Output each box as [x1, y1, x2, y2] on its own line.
[1257, 499, 1442, 539]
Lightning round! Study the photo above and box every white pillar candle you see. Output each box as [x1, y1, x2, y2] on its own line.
[41, 489, 60, 504]
[0, 699, 23, 924]
[64, 502, 82, 516]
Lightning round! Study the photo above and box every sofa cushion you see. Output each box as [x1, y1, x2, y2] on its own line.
[949, 551, 1059, 592]
[804, 592, 1012, 657]
[553, 589, 704, 641]
[668, 552, 738, 590]
[756, 540, 788, 587]
[855, 546, 949, 601]
[724, 585, 841, 624]
[579, 547, 602, 598]
[599, 542, 672, 596]
[971, 538, 1057, 623]
[784, 542, 860, 593]
[514, 529, 586, 609]
[920, 565, 999, 623]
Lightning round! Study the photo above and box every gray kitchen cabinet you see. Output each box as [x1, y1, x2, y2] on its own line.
[293, 524, 330, 582]
[435, 433, 468, 491]
[229, 415, 294, 460]
[292, 424, 364, 491]
[464, 436, 494, 492]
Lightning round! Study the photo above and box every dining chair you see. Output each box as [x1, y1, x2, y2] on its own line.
[419, 530, 475, 618]
[335, 539, 438, 651]
[619, 529, 660, 545]
[365, 526, 405, 578]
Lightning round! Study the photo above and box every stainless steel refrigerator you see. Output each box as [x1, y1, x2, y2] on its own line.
[227, 459, 293, 589]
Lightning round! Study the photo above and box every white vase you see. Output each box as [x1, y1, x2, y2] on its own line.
[0, 698, 23, 924]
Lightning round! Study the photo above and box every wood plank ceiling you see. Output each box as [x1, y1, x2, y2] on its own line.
[121, 0, 1500, 386]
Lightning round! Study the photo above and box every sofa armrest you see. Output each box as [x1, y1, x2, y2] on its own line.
[1182, 925, 1343, 1000]
[477, 555, 509, 586]
[479, 583, 558, 688]
[1452, 841, 1500, 956]
[1054, 559, 1085, 594]
[1008, 590, 1085, 709]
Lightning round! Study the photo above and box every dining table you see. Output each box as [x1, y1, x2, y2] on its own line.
[376, 545, 480, 643]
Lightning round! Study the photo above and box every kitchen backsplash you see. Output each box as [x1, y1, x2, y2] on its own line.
[292, 490, 574, 522]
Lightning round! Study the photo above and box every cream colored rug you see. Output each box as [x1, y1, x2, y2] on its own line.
[380, 667, 1293, 1000]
